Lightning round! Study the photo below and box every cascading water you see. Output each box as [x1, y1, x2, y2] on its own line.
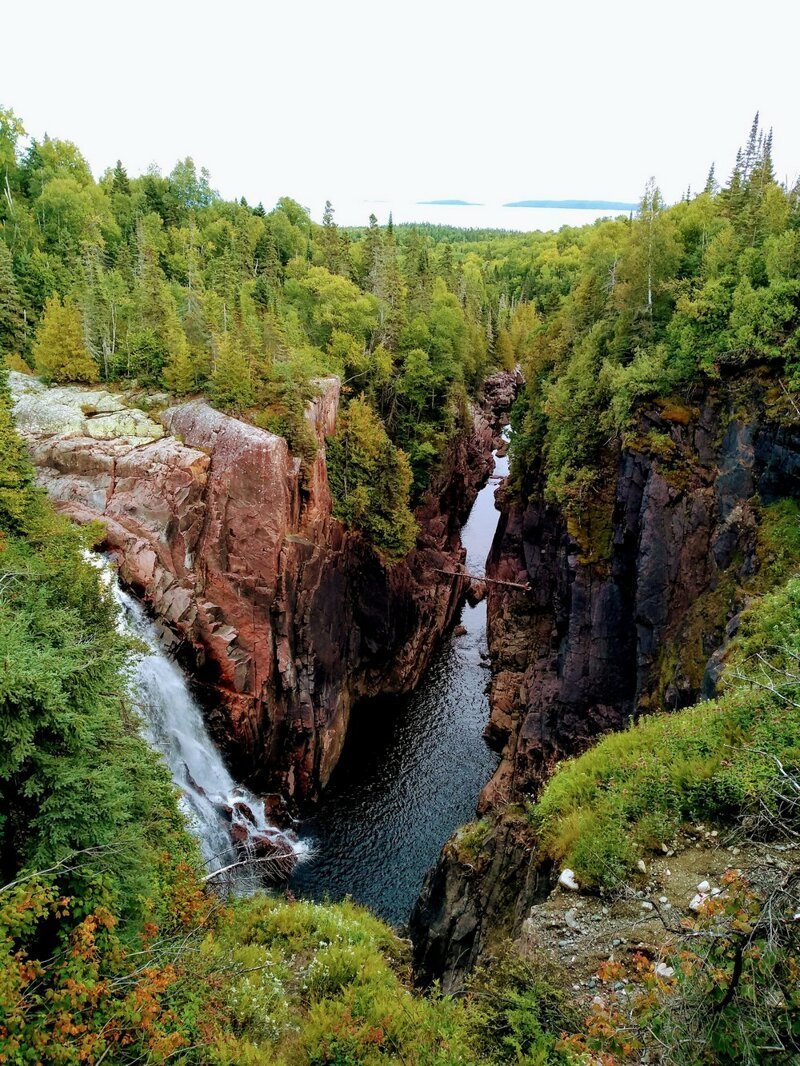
[90, 556, 306, 891]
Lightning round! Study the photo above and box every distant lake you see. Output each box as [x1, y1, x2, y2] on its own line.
[321, 198, 633, 232]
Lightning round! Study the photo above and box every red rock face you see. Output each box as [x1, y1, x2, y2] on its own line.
[14, 374, 499, 808]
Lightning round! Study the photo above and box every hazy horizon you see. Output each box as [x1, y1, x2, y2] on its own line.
[4, 0, 799, 223]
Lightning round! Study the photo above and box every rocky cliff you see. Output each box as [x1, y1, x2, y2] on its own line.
[412, 368, 800, 989]
[10, 371, 497, 809]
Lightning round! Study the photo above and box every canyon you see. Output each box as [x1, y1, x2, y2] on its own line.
[412, 368, 800, 990]
[9, 370, 513, 815]
[16, 362, 797, 998]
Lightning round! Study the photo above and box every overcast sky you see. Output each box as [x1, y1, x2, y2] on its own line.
[3, 0, 798, 221]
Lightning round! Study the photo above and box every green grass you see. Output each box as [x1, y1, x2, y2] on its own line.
[528, 575, 800, 889]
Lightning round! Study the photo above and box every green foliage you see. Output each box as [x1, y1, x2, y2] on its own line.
[32, 295, 99, 383]
[464, 949, 577, 1065]
[327, 397, 418, 560]
[507, 116, 800, 508]
[0, 242, 25, 359]
[1, 111, 530, 541]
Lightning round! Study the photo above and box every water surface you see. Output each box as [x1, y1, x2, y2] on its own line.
[291, 447, 508, 923]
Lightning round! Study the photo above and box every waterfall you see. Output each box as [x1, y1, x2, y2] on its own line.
[90, 555, 307, 891]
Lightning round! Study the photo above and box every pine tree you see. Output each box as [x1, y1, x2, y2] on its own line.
[321, 199, 340, 273]
[209, 331, 253, 411]
[742, 112, 761, 179]
[33, 295, 98, 383]
[0, 367, 37, 529]
[363, 214, 383, 293]
[163, 334, 196, 394]
[111, 159, 130, 195]
[0, 242, 25, 358]
[704, 163, 717, 195]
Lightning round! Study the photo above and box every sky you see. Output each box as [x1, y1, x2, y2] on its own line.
[3, 0, 799, 223]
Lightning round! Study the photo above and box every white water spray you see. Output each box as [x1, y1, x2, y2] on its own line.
[90, 555, 306, 890]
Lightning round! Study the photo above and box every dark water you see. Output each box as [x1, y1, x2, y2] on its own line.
[290, 447, 508, 924]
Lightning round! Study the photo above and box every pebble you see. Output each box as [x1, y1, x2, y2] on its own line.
[659, 896, 668, 904]
[637, 859, 647, 874]
[641, 901, 654, 911]
[655, 962, 675, 978]
[612, 938, 623, 946]
[564, 908, 582, 932]
[697, 880, 711, 892]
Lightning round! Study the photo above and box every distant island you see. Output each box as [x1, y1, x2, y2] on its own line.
[504, 198, 637, 211]
[416, 198, 484, 206]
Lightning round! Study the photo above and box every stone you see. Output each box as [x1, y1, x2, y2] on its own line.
[654, 963, 675, 979]
[564, 908, 582, 932]
[16, 375, 502, 822]
[689, 893, 708, 913]
[558, 868, 579, 891]
[697, 880, 710, 892]
[636, 859, 647, 874]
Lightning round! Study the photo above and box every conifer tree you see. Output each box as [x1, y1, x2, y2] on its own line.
[209, 331, 253, 410]
[0, 242, 25, 358]
[704, 163, 717, 195]
[33, 295, 98, 383]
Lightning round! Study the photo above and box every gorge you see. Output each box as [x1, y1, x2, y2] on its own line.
[4, 105, 800, 1061]
[8, 366, 519, 922]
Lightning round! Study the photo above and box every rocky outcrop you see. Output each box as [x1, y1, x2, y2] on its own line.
[481, 368, 523, 424]
[412, 369, 800, 989]
[10, 372, 498, 808]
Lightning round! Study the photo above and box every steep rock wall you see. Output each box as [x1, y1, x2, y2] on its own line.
[412, 370, 800, 989]
[10, 372, 498, 808]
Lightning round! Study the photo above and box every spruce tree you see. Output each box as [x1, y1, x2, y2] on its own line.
[33, 295, 99, 383]
[0, 242, 25, 359]
[209, 331, 253, 411]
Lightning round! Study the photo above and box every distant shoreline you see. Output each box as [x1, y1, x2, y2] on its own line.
[416, 198, 484, 206]
[503, 198, 637, 211]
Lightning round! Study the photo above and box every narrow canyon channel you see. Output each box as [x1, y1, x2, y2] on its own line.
[290, 437, 508, 924]
[98, 432, 508, 923]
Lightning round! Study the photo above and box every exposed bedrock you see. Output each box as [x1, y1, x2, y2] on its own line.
[412, 370, 800, 990]
[10, 370, 507, 808]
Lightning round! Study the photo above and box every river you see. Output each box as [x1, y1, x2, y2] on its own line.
[290, 439, 508, 924]
[96, 433, 507, 920]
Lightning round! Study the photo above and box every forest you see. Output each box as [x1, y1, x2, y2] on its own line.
[1, 109, 800, 1062]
